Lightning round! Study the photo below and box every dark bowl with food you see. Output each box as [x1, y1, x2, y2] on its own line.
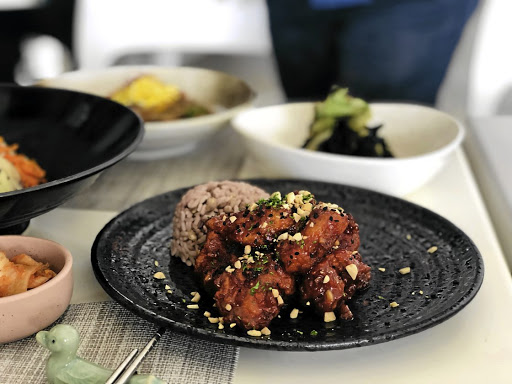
[0, 84, 143, 233]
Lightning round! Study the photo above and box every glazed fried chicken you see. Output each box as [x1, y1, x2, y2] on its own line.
[194, 231, 239, 293]
[277, 206, 349, 274]
[194, 190, 371, 332]
[338, 213, 361, 251]
[301, 249, 371, 320]
[214, 258, 295, 330]
[206, 205, 298, 247]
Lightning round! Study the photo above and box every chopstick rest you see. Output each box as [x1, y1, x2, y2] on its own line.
[36, 324, 164, 384]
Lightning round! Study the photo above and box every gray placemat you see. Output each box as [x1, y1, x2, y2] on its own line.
[0, 301, 239, 384]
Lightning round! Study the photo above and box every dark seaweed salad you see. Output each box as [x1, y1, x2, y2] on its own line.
[303, 88, 393, 158]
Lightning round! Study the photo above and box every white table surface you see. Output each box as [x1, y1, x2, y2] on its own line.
[23, 138, 512, 383]
[465, 116, 512, 270]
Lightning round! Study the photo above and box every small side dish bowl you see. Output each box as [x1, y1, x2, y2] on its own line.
[0, 236, 73, 344]
[232, 102, 464, 196]
[40, 65, 256, 160]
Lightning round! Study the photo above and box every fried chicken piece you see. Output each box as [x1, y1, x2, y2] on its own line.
[300, 258, 347, 314]
[277, 207, 349, 274]
[326, 249, 371, 295]
[301, 249, 371, 320]
[193, 190, 371, 330]
[194, 231, 239, 293]
[214, 258, 295, 330]
[338, 213, 360, 251]
[207, 205, 298, 247]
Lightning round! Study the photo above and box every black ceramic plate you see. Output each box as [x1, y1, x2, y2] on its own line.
[91, 179, 484, 351]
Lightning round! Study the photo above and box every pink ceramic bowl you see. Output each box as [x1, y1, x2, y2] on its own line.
[0, 236, 73, 344]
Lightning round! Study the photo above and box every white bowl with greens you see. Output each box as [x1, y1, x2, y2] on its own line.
[232, 90, 464, 196]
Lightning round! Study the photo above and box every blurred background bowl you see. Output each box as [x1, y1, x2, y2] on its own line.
[232, 102, 464, 197]
[0, 235, 73, 344]
[0, 84, 143, 233]
[39, 65, 256, 160]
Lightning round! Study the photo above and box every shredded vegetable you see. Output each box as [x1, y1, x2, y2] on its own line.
[0, 137, 46, 188]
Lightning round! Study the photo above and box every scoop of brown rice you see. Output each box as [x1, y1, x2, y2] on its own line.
[170, 181, 269, 266]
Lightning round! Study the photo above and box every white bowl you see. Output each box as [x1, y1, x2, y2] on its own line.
[39, 65, 256, 160]
[232, 102, 464, 196]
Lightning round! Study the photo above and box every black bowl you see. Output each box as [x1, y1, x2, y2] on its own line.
[0, 84, 144, 233]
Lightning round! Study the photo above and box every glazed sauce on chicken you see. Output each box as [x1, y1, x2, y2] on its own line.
[194, 191, 371, 332]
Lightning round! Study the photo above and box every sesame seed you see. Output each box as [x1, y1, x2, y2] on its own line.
[154, 260, 159, 267]
[230, 323, 236, 328]
[247, 330, 262, 337]
[234, 260, 242, 269]
[378, 268, 386, 272]
[229, 216, 237, 223]
[272, 288, 279, 298]
[419, 290, 424, 295]
[187, 304, 199, 309]
[225, 266, 235, 273]
[277, 295, 284, 305]
[324, 312, 336, 322]
[290, 308, 299, 319]
[399, 267, 411, 275]
[164, 285, 171, 290]
[244, 245, 251, 254]
[427, 246, 438, 253]
[390, 302, 399, 308]
[406, 234, 412, 240]
[323, 275, 330, 284]
[326, 290, 334, 302]
[306, 301, 311, 306]
[225, 304, 232, 311]
[261, 327, 271, 336]
[153, 272, 166, 279]
[204, 311, 211, 317]
[208, 317, 219, 324]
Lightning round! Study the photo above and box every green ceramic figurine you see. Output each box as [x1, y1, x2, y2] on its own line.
[36, 324, 164, 384]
